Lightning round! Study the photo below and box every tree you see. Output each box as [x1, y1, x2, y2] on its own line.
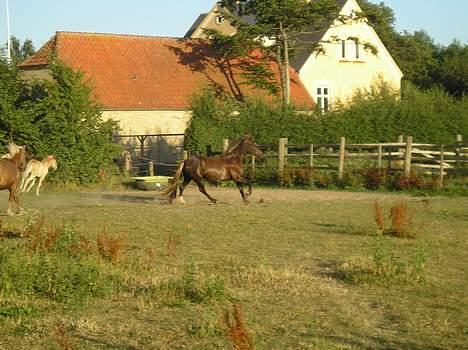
[434, 41, 468, 97]
[217, 0, 342, 105]
[10, 36, 35, 63]
[1, 36, 35, 64]
[0, 59, 122, 184]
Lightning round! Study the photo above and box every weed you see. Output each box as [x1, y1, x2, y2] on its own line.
[373, 201, 385, 232]
[387, 201, 415, 238]
[162, 264, 228, 305]
[53, 324, 75, 350]
[166, 233, 181, 257]
[336, 236, 427, 285]
[96, 231, 126, 262]
[221, 303, 254, 350]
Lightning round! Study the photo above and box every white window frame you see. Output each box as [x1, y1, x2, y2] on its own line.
[314, 84, 332, 112]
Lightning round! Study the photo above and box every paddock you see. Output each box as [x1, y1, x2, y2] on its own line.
[0, 187, 466, 349]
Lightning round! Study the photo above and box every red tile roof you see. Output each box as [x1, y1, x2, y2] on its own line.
[19, 31, 313, 110]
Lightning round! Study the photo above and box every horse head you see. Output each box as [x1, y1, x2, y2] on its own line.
[47, 155, 58, 170]
[241, 135, 263, 158]
[19, 146, 27, 171]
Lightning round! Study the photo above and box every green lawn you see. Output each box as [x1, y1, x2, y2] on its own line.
[0, 186, 466, 349]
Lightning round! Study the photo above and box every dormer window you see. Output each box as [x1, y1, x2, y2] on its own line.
[339, 39, 365, 61]
[215, 15, 225, 25]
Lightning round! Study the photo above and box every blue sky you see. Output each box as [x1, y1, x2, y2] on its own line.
[1, 0, 467, 50]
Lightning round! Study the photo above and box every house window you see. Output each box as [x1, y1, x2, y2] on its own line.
[215, 15, 225, 25]
[339, 39, 364, 61]
[316, 86, 330, 112]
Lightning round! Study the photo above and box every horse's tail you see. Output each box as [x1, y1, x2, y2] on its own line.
[161, 160, 185, 202]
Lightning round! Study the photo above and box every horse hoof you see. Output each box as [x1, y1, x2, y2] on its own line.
[6, 210, 13, 216]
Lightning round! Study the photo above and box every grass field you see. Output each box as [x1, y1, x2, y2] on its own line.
[0, 185, 467, 349]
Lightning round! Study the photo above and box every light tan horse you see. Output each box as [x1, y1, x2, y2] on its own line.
[20, 155, 58, 196]
[0, 143, 27, 215]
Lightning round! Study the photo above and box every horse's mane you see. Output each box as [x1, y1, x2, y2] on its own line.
[223, 139, 242, 156]
[223, 135, 253, 156]
[1, 143, 23, 159]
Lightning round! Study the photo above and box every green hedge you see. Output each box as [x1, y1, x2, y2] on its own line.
[185, 83, 468, 155]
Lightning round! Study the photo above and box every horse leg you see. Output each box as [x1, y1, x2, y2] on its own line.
[7, 189, 14, 216]
[178, 178, 191, 204]
[25, 177, 37, 193]
[12, 186, 22, 214]
[236, 182, 249, 205]
[35, 175, 46, 196]
[193, 177, 217, 204]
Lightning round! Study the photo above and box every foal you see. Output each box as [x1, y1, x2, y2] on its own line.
[20, 155, 58, 196]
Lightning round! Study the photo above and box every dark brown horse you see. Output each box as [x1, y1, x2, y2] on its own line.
[164, 135, 263, 204]
[0, 143, 27, 215]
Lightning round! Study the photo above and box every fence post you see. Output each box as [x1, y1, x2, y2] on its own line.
[338, 137, 346, 180]
[404, 136, 413, 177]
[377, 144, 382, 170]
[251, 155, 256, 179]
[148, 161, 154, 176]
[223, 139, 229, 154]
[309, 144, 314, 168]
[456, 134, 463, 170]
[439, 145, 445, 187]
[122, 150, 132, 173]
[278, 138, 288, 173]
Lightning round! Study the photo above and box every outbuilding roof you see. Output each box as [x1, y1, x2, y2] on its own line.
[19, 31, 313, 110]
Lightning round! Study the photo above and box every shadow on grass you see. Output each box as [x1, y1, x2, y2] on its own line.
[0, 230, 23, 239]
[310, 222, 371, 237]
[99, 194, 162, 204]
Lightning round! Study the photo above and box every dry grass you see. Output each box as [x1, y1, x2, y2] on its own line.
[222, 304, 254, 350]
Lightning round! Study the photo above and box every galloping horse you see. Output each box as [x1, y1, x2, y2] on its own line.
[164, 135, 263, 204]
[0, 143, 27, 215]
[20, 155, 58, 196]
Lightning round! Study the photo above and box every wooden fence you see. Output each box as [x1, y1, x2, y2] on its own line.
[221, 135, 467, 186]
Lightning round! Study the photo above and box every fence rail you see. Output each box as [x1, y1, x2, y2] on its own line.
[270, 135, 467, 186]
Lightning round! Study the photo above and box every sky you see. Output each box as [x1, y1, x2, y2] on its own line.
[1, 0, 467, 51]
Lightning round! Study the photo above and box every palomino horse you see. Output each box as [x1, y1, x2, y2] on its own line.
[20, 155, 58, 196]
[164, 135, 263, 204]
[0, 143, 27, 215]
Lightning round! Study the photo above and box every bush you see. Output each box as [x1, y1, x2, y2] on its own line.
[0, 60, 122, 185]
